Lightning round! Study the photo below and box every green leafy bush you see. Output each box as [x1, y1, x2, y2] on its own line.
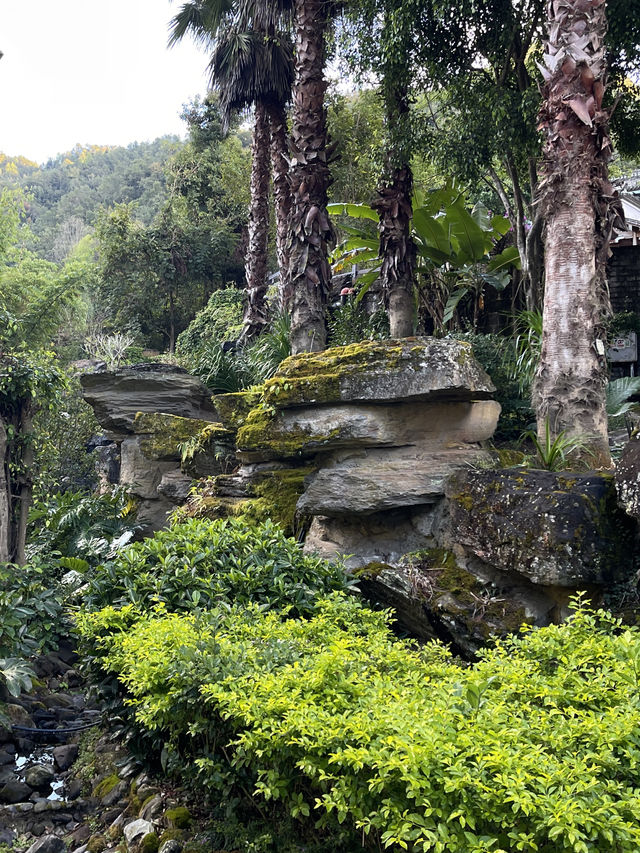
[83, 517, 353, 616]
[0, 561, 65, 656]
[76, 596, 640, 853]
[27, 486, 138, 571]
[451, 331, 533, 440]
[176, 288, 244, 363]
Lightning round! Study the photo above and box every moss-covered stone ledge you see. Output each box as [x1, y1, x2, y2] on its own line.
[132, 412, 214, 460]
[255, 338, 496, 409]
[445, 468, 636, 587]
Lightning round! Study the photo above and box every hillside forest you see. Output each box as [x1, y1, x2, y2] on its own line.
[4, 0, 640, 851]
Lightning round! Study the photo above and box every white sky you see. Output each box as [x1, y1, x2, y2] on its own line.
[1, 1, 211, 164]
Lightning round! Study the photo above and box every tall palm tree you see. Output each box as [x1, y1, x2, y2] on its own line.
[533, 0, 622, 467]
[169, 1, 294, 340]
[287, 0, 337, 353]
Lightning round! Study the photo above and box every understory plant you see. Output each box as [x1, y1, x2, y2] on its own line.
[522, 419, 591, 471]
[81, 516, 353, 616]
[76, 594, 640, 852]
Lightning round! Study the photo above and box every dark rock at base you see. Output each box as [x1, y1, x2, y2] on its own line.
[53, 744, 79, 771]
[445, 468, 635, 587]
[25, 835, 67, 853]
[64, 780, 83, 800]
[159, 841, 182, 853]
[24, 764, 55, 791]
[70, 825, 91, 846]
[0, 779, 33, 803]
[616, 435, 640, 521]
[0, 750, 14, 765]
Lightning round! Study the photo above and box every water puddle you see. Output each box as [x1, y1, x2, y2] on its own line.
[13, 748, 68, 802]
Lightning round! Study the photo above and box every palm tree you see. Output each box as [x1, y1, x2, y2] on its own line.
[533, 0, 622, 467]
[287, 0, 337, 353]
[169, 1, 294, 340]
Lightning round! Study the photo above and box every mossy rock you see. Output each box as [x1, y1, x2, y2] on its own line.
[93, 773, 120, 798]
[87, 835, 108, 853]
[166, 807, 192, 829]
[159, 830, 184, 846]
[214, 389, 262, 431]
[133, 412, 215, 461]
[237, 467, 313, 536]
[140, 833, 160, 853]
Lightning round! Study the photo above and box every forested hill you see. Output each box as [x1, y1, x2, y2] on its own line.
[0, 138, 181, 260]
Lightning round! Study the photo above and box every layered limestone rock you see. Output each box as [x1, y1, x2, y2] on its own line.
[81, 365, 234, 532]
[80, 363, 219, 435]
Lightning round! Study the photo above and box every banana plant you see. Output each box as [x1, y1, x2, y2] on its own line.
[329, 183, 521, 331]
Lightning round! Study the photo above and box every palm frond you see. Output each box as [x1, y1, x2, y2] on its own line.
[606, 376, 640, 417]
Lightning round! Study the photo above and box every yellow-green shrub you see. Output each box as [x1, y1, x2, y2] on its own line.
[76, 594, 640, 852]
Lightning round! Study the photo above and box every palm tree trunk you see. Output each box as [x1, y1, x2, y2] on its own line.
[0, 418, 10, 564]
[241, 100, 272, 341]
[268, 102, 292, 312]
[373, 162, 416, 338]
[533, 0, 617, 467]
[288, 0, 334, 354]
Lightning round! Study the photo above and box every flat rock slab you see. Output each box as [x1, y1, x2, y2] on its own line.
[259, 338, 496, 409]
[238, 400, 500, 462]
[80, 363, 218, 434]
[298, 448, 491, 516]
[445, 468, 635, 587]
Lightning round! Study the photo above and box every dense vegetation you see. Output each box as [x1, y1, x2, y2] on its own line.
[3, 2, 640, 850]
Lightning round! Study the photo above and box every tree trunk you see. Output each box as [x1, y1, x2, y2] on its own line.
[533, 0, 619, 467]
[0, 418, 10, 564]
[268, 102, 293, 313]
[15, 409, 33, 566]
[373, 163, 416, 338]
[241, 100, 272, 341]
[288, 0, 334, 354]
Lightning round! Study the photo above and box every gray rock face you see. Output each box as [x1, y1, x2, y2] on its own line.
[159, 841, 182, 853]
[157, 471, 193, 503]
[80, 364, 218, 435]
[239, 399, 500, 462]
[445, 468, 635, 587]
[120, 438, 176, 499]
[53, 744, 79, 772]
[24, 764, 55, 791]
[0, 778, 32, 803]
[269, 338, 496, 408]
[124, 819, 155, 847]
[298, 447, 492, 516]
[25, 836, 66, 853]
[139, 793, 163, 821]
[615, 436, 640, 520]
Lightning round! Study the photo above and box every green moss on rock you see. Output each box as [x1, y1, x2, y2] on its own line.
[93, 773, 120, 798]
[166, 806, 192, 829]
[140, 833, 159, 853]
[214, 389, 262, 431]
[133, 412, 214, 460]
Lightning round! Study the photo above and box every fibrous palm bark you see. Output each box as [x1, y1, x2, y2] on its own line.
[288, 0, 335, 354]
[268, 102, 293, 310]
[242, 101, 272, 339]
[533, 0, 622, 467]
[373, 160, 416, 339]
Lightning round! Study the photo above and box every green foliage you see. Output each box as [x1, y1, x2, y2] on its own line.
[82, 517, 353, 617]
[451, 332, 533, 441]
[27, 486, 138, 571]
[0, 657, 34, 699]
[77, 594, 640, 852]
[33, 372, 100, 496]
[0, 561, 65, 657]
[327, 90, 385, 204]
[511, 310, 543, 396]
[327, 300, 389, 347]
[176, 287, 244, 363]
[522, 420, 591, 471]
[606, 377, 640, 418]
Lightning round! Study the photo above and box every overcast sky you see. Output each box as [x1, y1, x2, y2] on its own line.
[1, 0, 211, 164]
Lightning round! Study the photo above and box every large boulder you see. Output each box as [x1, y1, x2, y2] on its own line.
[445, 468, 635, 587]
[615, 434, 640, 521]
[80, 363, 219, 435]
[253, 338, 496, 409]
[298, 447, 492, 516]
